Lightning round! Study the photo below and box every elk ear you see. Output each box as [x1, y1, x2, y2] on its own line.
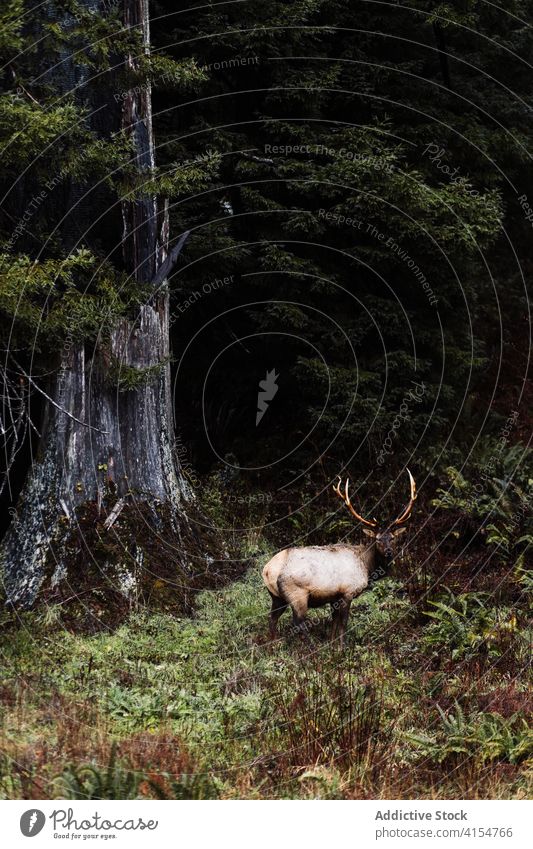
[393, 526, 407, 536]
[362, 528, 376, 538]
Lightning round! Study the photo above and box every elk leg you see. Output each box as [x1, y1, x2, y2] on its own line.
[277, 579, 310, 641]
[338, 596, 352, 649]
[269, 592, 287, 639]
[330, 602, 341, 642]
[291, 609, 311, 641]
[290, 596, 310, 641]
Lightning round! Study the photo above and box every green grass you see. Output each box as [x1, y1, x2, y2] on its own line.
[0, 559, 531, 799]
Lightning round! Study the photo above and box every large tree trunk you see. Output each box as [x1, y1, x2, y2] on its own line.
[1, 1, 215, 617]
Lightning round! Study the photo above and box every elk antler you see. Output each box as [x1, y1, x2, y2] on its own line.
[333, 476, 377, 528]
[392, 468, 417, 526]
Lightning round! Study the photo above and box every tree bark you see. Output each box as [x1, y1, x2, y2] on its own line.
[1, 0, 211, 614]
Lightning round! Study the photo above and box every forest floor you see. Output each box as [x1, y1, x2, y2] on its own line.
[0, 536, 531, 800]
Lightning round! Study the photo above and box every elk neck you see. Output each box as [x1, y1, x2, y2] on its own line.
[358, 537, 392, 584]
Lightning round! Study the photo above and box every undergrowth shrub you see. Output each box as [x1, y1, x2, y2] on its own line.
[270, 664, 392, 781]
[54, 745, 140, 800]
[432, 443, 532, 564]
[410, 703, 533, 767]
[0, 752, 38, 799]
[421, 590, 519, 661]
[54, 741, 219, 800]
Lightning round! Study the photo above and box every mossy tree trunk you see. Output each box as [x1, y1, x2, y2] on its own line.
[2, 0, 198, 609]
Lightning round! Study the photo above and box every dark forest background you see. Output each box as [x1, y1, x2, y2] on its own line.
[152, 0, 531, 484]
[2, 1, 531, 505]
[0, 0, 531, 801]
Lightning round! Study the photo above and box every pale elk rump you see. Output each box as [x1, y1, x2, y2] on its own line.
[262, 470, 417, 647]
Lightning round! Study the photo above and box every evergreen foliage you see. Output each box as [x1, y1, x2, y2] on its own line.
[150, 0, 529, 479]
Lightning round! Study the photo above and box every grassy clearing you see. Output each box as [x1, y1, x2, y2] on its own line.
[0, 552, 531, 799]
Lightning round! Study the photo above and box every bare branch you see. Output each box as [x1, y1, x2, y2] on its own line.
[240, 151, 274, 165]
[151, 230, 190, 286]
[14, 362, 109, 434]
[103, 497, 125, 530]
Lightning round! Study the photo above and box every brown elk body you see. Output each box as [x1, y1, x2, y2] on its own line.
[262, 471, 416, 646]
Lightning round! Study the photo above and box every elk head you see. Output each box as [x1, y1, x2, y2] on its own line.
[333, 469, 417, 561]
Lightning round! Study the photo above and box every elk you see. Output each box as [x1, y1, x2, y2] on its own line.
[262, 470, 416, 646]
